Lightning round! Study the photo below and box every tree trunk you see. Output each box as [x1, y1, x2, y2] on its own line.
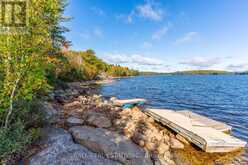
[4, 77, 20, 129]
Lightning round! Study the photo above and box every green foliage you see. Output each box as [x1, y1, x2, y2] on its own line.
[106, 64, 139, 77]
[50, 49, 140, 82]
[29, 127, 42, 141]
[0, 99, 45, 162]
[0, 0, 68, 128]
[0, 121, 32, 161]
[0, 0, 67, 161]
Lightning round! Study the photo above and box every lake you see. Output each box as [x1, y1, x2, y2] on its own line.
[100, 75, 248, 163]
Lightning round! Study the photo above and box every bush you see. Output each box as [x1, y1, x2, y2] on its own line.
[0, 99, 44, 163]
[0, 121, 32, 162]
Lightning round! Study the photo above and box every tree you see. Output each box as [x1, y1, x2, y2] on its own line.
[0, 0, 68, 128]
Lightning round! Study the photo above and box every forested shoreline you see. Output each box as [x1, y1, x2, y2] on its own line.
[0, 0, 139, 162]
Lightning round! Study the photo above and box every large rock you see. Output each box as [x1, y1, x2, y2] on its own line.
[86, 112, 112, 128]
[70, 126, 153, 165]
[29, 127, 120, 165]
[66, 117, 84, 127]
[42, 102, 58, 123]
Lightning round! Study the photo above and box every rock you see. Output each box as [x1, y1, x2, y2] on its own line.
[42, 102, 58, 123]
[170, 138, 184, 149]
[63, 101, 81, 109]
[66, 89, 79, 97]
[176, 134, 189, 145]
[147, 117, 154, 123]
[110, 97, 117, 102]
[111, 107, 121, 112]
[152, 153, 175, 165]
[103, 100, 109, 105]
[157, 143, 169, 155]
[70, 126, 153, 165]
[132, 132, 145, 146]
[138, 140, 145, 147]
[93, 94, 102, 99]
[29, 127, 120, 165]
[77, 95, 87, 103]
[163, 151, 175, 165]
[145, 142, 157, 151]
[86, 112, 112, 128]
[160, 131, 170, 141]
[66, 117, 84, 127]
[54, 90, 67, 103]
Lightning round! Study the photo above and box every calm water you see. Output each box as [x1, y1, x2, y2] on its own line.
[100, 75, 248, 145]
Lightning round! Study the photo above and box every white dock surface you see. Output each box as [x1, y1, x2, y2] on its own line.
[113, 98, 146, 106]
[178, 110, 232, 132]
[145, 109, 247, 153]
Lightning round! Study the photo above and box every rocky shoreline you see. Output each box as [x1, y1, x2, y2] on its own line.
[24, 82, 246, 165]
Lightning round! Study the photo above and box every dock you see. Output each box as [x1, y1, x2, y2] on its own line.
[112, 98, 147, 106]
[178, 110, 232, 133]
[144, 108, 247, 153]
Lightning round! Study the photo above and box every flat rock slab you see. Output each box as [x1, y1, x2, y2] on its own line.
[70, 126, 153, 165]
[66, 117, 84, 127]
[86, 112, 112, 128]
[29, 127, 121, 165]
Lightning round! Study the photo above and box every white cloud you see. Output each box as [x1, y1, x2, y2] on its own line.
[105, 53, 163, 66]
[103, 53, 177, 72]
[105, 54, 130, 64]
[174, 32, 198, 44]
[180, 57, 221, 68]
[136, 2, 164, 21]
[132, 54, 163, 65]
[91, 7, 105, 16]
[152, 25, 170, 40]
[124, 1, 164, 23]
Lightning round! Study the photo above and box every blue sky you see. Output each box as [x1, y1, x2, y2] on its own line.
[64, 0, 248, 72]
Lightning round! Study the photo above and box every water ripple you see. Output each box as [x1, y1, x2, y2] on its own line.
[101, 75, 248, 145]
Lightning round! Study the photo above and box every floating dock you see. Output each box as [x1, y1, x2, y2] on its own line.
[144, 109, 247, 153]
[112, 98, 147, 106]
[178, 110, 232, 133]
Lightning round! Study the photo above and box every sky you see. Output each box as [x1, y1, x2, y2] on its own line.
[64, 0, 248, 72]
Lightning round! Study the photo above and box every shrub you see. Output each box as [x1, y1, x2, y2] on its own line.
[0, 121, 32, 162]
[0, 99, 44, 163]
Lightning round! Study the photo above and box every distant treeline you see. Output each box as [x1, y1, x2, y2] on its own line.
[235, 72, 248, 75]
[173, 70, 248, 75]
[171, 70, 231, 75]
[140, 70, 248, 76]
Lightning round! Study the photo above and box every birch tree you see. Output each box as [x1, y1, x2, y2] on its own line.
[0, 0, 68, 128]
